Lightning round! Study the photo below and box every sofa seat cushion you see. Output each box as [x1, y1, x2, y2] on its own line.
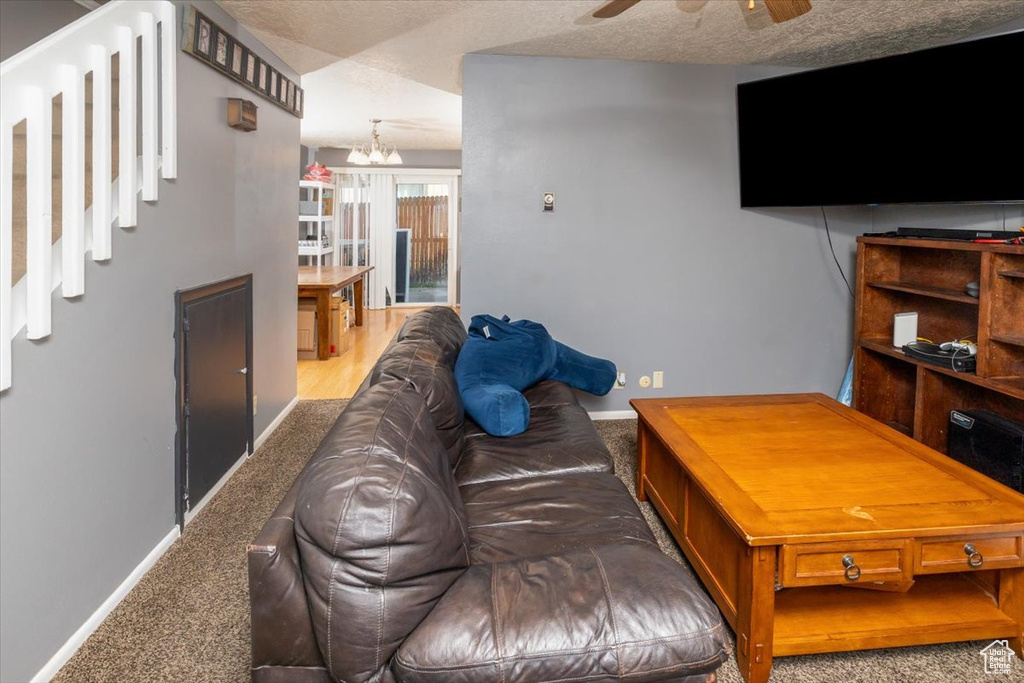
[461, 473, 656, 564]
[456, 403, 614, 487]
[369, 338, 465, 462]
[294, 382, 471, 683]
[393, 544, 727, 683]
[522, 379, 578, 408]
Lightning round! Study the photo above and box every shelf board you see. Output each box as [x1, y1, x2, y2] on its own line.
[998, 269, 1024, 280]
[299, 179, 333, 191]
[858, 236, 1024, 254]
[859, 338, 1024, 400]
[773, 573, 1015, 657]
[991, 333, 1024, 348]
[298, 245, 334, 256]
[989, 376, 1024, 393]
[866, 281, 978, 305]
[299, 215, 332, 222]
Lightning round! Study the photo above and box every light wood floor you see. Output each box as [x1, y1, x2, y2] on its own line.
[297, 306, 440, 399]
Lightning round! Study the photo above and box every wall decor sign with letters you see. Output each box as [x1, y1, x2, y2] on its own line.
[180, 4, 303, 118]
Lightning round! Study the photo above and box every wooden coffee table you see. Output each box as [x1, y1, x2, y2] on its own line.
[631, 393, 1024, 683]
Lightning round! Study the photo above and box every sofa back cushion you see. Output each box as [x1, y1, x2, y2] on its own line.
[396, 306, 466, 366]
[370, 339, 466, 463]
[294, 382, 471, 683]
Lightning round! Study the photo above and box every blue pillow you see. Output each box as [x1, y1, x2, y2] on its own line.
[454, 315, 616, 436]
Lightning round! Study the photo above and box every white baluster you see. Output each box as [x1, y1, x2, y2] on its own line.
[26, 86, 52, 339]
[92, 43, 111, 260]
[0, 119, 12, 391]
[62, 64, 86, 297]
[160, 3, 177, 179]
[140, 11, 158, 201]
[117, 24, 136, 228]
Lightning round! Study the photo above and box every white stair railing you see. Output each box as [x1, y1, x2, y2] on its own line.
[0, 0, 176, 391]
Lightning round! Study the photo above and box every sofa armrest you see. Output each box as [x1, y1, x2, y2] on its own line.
[393, 544, 726, 683]
[248, 487, 326, 676]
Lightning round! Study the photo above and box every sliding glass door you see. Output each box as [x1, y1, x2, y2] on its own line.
[334, 169, 459, 309]
[394, 177, 456, 305]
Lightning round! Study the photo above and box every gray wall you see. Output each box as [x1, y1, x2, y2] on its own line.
[0, 2, 299, 680]
[316, 147, 462, 169]
[0, 0, 89, 61]
[461, 54, 867, 412]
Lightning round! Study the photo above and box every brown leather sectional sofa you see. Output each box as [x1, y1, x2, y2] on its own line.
[248, 307, 727, 683]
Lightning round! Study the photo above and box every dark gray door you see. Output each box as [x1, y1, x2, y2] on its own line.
[176, 276, 252, 527]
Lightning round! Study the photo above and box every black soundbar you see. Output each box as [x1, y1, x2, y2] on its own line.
[895, 227, 1019, 241]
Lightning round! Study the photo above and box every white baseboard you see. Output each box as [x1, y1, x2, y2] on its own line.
[183, 449, 248, 525]
[31, 526, 180, 683]
[29, 396, 302, 682]
[253, 395, 299, 453]
[588, 410, 637, 420]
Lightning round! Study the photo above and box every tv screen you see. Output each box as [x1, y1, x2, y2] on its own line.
[737, 32, 1023, 208]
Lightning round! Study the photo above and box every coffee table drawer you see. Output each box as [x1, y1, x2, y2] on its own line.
[780, 540, 912, 587]
[915, 534, 1024, 574]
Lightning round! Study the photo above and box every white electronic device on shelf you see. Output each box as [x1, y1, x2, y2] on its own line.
[893, 312, 918, 348]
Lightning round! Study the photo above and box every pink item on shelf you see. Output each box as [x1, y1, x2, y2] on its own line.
[303, 162, 332, 182]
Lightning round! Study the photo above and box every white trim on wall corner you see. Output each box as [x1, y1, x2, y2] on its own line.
[588, 410, 637, 421]
[31, 526, 180, 683]
[254, 395, 299, 452]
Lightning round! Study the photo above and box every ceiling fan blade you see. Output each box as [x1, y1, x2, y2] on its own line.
[593, 0, 642, 19]
[763, 0, 812, 23]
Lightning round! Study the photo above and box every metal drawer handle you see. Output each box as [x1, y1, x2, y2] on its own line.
[964, 543, 984, 568]
[842, 554, 861, 581]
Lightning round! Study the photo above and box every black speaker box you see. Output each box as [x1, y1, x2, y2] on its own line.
[947, 410, 1024, 492]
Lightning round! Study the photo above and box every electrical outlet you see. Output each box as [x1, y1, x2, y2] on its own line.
[253, 395, 258, 415]
[615, 371, 626, 389]
[652, 371, 664, 389]
[639, 375, 652, 389]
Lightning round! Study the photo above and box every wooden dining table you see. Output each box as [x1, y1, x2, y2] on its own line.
[297, 265, 374, 360]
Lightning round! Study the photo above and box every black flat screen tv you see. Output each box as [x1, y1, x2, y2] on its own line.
[737, 31, 1023, 208]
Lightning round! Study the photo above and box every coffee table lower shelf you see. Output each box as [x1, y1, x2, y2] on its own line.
[774, 572, 1016, 656]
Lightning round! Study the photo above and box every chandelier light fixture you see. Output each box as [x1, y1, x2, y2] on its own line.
[346, 118, 403, 165]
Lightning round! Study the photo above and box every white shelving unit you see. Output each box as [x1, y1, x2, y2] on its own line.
[299, 180, 334, 264]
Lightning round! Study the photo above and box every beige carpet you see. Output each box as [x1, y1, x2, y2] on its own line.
[53, 403, 1002, 682]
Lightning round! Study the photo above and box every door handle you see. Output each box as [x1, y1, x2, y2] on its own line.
[237, 367, 248, 375]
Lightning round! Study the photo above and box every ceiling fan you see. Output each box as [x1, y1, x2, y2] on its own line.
[594, 0, 812, 23]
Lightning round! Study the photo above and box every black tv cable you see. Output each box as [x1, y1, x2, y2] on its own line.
[822, 207, 855, 300]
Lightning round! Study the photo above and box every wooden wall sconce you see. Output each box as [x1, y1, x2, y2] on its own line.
[227, 98, 258, 132]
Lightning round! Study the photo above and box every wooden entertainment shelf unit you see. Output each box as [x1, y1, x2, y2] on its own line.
[853, 236, 1024, 452]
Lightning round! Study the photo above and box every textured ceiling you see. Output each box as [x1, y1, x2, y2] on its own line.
[216, 0, 1023, 151]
